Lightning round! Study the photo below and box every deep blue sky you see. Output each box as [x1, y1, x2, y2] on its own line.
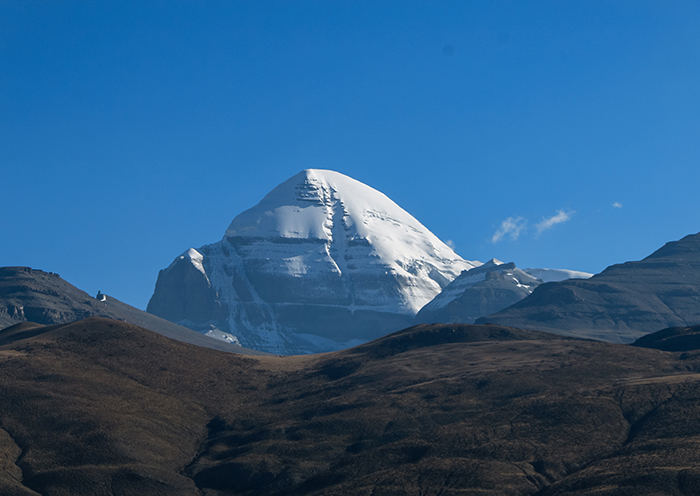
[2, 1, 700, 308]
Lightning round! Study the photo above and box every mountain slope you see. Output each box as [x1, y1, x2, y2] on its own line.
[0, 266, 252, 353]
[633, 324, 700, 352]
[2, 317, 700, 494]
[416, 259, 541, 324]
[148, 169, 478, 353]
[478, 232, 700, 342]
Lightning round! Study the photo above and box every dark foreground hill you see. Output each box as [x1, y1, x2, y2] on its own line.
[478, 232, 700, 342]
[634, 324, 700, 352]
[1, 318, 700, 495]
[0, 266, 251, 353]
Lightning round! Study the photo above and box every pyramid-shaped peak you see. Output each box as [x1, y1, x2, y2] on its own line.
[150, 168, 481, 353]
[220, 167, 478, 309]
[224, 169, 462, 265]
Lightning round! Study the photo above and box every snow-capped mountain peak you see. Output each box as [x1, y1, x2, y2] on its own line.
[149, 169, 480, 353]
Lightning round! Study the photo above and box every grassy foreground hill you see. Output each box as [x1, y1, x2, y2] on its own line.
[1, 318, 700, 495]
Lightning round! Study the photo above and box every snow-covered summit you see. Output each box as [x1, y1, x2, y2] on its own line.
[225, 169, 472, 294]
[149, 169, 480, 354]
[221, 169, 478, 313]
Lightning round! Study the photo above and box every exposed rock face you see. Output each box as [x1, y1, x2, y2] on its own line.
[416, 259, 541, 324]
[478, 232, 700, 343]
[0, 266, 251, 353]
[149, 248, 225, 327]
[148, 169, 478, 354]
[0, 267, 95, 327]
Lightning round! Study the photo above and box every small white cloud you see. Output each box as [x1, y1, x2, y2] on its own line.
[491, 216, 526, 243]
[612, 201, 623, 208]
[446, 239, 456, 249]
[535, 209, 574, 235]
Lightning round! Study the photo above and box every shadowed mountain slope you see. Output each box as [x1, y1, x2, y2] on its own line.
[0, 266, 254, 353]
[1, 318, 700, 494]
[634, 324, 700, 352]
[478, 232, 700, 343]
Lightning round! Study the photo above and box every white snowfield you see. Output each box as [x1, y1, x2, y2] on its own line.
[524, 268, 593, 283]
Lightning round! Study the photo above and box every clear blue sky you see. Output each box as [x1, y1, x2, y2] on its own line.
[2, 1, 700, 308]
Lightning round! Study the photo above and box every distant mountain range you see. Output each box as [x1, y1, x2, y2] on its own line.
[4, 172, 700, 493]
[7, 170, 696, 352]
[0, 266, 254, 353]
[7, 170, 698, 352]
[478, 232, 700, 342]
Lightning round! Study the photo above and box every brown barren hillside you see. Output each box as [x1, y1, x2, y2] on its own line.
[1, 318, 700, 495]
[0, 267, 255, 354]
